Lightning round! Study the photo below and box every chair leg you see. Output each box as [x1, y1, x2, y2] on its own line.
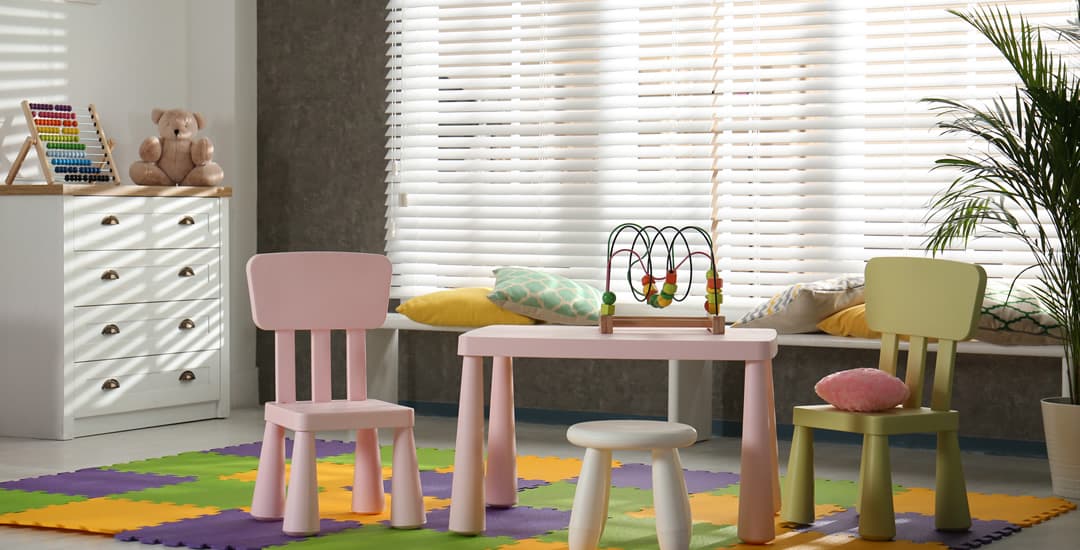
[652, 448, 692, 550]
[781, 425, 814, 525]
[857, 434, 870, 514]
[569, 448, 612, 550]
[935, 431, 971, 531]
[251, 422, 286, 520]
[283, 431, 320, 536]
[858, 434, 895, 541]
[390, 427, 425, 529]
[353, 428, 384, 514]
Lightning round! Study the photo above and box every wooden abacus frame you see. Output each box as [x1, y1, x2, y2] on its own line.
[4, 100, 119, 185]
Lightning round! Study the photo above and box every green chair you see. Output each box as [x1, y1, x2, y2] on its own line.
[780, 256, 987, 541]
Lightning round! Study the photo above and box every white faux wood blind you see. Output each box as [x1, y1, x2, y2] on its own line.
[386, 0, 1073, 312]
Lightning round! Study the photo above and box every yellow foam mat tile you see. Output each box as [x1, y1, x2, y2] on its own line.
[893, 487, 1077, 527]
[434, 455, 593, 483]
[0, 498, 218, 534]
[729, 530, 946, 549]
[503, 541, 575, 550]
[223, 462, 385, 489]
[317, 487, 450, 523]
[626, 493, 844, 529]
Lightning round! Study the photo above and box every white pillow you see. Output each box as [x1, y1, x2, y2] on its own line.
[734, 275, 865, 334]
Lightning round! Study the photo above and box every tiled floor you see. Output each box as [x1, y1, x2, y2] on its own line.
[0, 408, 1076, 548]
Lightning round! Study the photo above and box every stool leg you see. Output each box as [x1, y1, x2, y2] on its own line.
[283, 431, 320, 536]
[569, 448, 612, 550]
[652, 448, 692, 550]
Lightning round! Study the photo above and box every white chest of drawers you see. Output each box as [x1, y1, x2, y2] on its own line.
[0, 185, 231, 439]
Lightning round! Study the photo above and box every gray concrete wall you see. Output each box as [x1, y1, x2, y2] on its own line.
[255, 0, 1059, 444]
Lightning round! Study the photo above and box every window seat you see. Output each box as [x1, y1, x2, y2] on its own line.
[366, 313, 1067, 441]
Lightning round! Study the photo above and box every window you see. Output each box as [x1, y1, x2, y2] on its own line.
[386, 0, 1072, 314]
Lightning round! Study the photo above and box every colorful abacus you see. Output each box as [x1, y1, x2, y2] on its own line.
[599, 223, 725, 335]
[4, 100, 119, 185]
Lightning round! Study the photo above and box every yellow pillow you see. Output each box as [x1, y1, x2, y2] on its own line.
[396, 287, 536, 327]
[817, 304, 934, 342]
[816, 303, 879, 339]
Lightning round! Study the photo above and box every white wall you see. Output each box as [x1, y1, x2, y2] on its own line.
[0, 0, 258, 408]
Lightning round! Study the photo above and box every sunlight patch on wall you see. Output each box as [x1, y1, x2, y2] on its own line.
[0, 1, 68, 182]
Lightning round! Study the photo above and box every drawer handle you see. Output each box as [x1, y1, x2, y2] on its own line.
[101, 269, 120, 281]
[178, 216, 195, 226]
[101, 323, 120, 335]
[178, 318, 196, 330]
[101, 215, 119, 225]
[102, 378, 120, 390]
[178, 266, 196, 278]
[179, 370, 196, 382]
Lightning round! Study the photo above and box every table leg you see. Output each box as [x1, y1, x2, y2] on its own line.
[668, 359, 713, 441]
[449, 355, 485, 534]
[738, 359, 776, 544]
[765, 358, 781, 514]
[486, 355, 518, 507]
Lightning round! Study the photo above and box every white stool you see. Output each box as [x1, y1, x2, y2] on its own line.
[566, 420, 698, 550]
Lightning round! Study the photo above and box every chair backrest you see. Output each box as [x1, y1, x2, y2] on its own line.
[864, 257, 986, 411]
[247, 252, 392, 404]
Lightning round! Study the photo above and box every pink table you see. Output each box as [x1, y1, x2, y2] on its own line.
[447, 324, 781, 544]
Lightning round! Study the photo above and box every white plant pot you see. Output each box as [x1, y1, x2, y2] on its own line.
[1041, 397, 1080, 500]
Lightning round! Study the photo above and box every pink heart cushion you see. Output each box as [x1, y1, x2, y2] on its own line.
[814, 368, 910, 412]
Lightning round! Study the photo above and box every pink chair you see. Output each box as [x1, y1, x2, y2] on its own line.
[246, 251, 424, 536]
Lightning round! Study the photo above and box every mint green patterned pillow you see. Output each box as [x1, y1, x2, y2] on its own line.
[488, 267, 602, 325]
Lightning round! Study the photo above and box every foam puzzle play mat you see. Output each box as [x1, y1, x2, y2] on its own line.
[0, 439, 1073, 549]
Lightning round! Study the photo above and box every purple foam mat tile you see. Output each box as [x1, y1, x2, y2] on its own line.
[794, 509, 1021, 549]
[115, 508, 362, 550]
[376, 472, 549, 499]
[416, 505, 571, 539]
[0, 468, 195, 498]
[206, 439, 355, 459]
[605, 463, 737, 493]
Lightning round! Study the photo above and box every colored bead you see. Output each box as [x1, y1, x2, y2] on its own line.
[657, 296, 672, 308]
[704, 301, 719, 314]
[600, 304, 615, 316]
[706, 268, 715, 279]
[602, 291, 616, 305]
[706, 277, 723, 290]
[648, 294, 661, 307]
[706, 291, 722, 304]
[662, 282, 677, 295]
[664, 270, 677, 284]
[641, 274, 655, 285]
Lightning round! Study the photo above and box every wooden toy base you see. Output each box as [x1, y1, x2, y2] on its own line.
[599, 315, 725, 335]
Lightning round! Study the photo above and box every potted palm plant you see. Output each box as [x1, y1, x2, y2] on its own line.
[922, 4, 1080, 498]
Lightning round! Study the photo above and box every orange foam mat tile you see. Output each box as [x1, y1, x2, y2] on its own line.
[0, 497, 219, 534]
[727, 530, 947, 549]
[628, 492, 844, 527]
[893, 487, 1077, 527]
[316, 487, 450, 523]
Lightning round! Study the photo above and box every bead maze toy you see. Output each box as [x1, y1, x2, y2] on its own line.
[600, 223, 724, 334]
[4, 100, 119, 185]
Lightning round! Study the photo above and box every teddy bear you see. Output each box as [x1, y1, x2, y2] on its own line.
[129, 108, 224, 186]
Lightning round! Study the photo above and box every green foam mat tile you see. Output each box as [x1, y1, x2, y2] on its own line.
[0, 488, 87, 514]
[109, 477, 257, 509]
[107, 451, 260, 478]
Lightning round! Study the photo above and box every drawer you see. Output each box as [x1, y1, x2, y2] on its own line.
[69, 248, 221, 306]
[73, 300, 221, 362]
[67, 196, 220, 251]
[71, 350, 220, 419]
